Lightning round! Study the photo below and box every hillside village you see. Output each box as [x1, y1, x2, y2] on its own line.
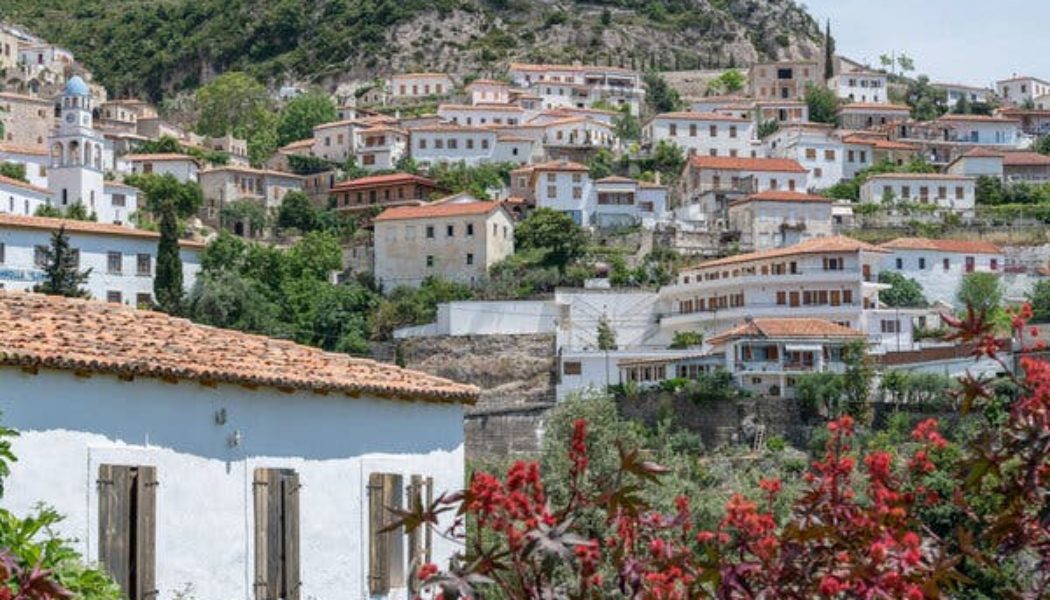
[0, 9, 1049, 600]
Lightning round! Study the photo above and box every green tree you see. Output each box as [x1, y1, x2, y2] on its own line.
[64, 201, 96, 221]
[195, 71, 272, 137]
[805, 83, 839, 124]
[134, 135, 182, 154]
[795, 372, 844, 419]
[823, 19, 835, 81]
[643, 71, 682, 113]
[125, 173, 203, 218]
[904, 75, 948, 121]
[587, 148, 615, 179]
[33, 204, 64, 218]
[596, 315, 617, 350]
[1025, 279, 1050, 323]
[221, 199, 269, 236]
[842, 339, 874, 421]
[0, 161, 27, 182]
[878, 271, 927, 307]
[276, 92, 337, 147]
[757, 120, 780, 139]
[33, 226, 91, 298]
[957, 272, 1002, 313]
[613, 106, 641, 141]
[276, 190, 319, 232]
[1034, 135, 1050, 155]
[669, 330, 703, 349]
[708, 70, 745, 94]
[975, 175, 1003, 205]
[514, 208, 588, 271]
[154, 202, 184, 314]
[650, 139, 685, 179]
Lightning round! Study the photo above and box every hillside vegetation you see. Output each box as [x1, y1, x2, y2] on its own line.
[0, 0, 821, 100]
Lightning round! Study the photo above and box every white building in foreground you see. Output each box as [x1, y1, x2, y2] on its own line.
[0, 214, 202, 306]
[879, 237, 1004, 307]
[0, 292, 476, 600]
[859, 173, 976, 218]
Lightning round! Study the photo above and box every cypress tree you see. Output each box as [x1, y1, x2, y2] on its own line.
[154, 203, 183, 314]
[824, 19, 835, 81]
[33, 225, 91, 298]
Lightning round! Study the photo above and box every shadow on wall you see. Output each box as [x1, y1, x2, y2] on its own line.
[0, 368, 464, 461]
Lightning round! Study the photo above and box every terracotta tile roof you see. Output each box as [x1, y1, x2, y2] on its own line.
[202, 166, 303, 180]
[410, 123, 496, 133]
[122, 153, 198, 163]
[331, 172, 438, 191]
[649, 111, 748, 122]
[438, 103, 524, 113]
[838, 103, 911, 112]
[0, 213, 205, 248]
[840, 135, 918, 151]
[686, 235, 886, 271]
[391, 72, 453, 80]
[0, 143, 47, 156]
[708, 318, 864, 346]
[508, 63, 632, 74]
[996, 75, 1050, 85]
[865, 172, 974, 181]
[596, 176, 637, 184]
[936, 114, 1020, 124]
[1001, 151, 1050, 167]
[530, 159, 590, 172]
[0, 92, 51, 105]
[689, 156, 807, 173]
[879, 237, 1003, 254]
[961, 147, 1005, 158]
[0, 174, 50, 195]
[547, 106, 617, 116]
[466, 79, 508, 87]
[730, 190, 831, 206]
[374, 199, 503, 222]
[0, 292, 477, 404]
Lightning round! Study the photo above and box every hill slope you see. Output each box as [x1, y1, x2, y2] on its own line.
[0, 0, 822, 100]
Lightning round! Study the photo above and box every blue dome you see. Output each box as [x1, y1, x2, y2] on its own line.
[63, 76, 90, 97]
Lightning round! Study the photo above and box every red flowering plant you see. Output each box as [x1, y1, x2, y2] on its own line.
[400, 304, 1049, 599]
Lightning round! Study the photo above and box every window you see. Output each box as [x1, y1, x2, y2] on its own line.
[668, 123, 677, 136]
[955, 186, 964, 200]
[563, 361, 582, 375]
[547, 186, 557, 198]
[253, 468, 301, 600]
[33, 245, 47, 268]
[881, 320, 900, 334]
[426, 255, 434, 267]
[895, 257, 903, 270]
[466, 223, 474, 236]
[709, 125, 717, 137]
[446, 224, 454, 237]
[805, 148, 817, 160]
[107, 251, 122, 274]
[418, 138, 427, 150]
[572, 187, 582, 199]
[0, 243, 4, 264]
[824, 149, 835, 161]
[106, 291, 122, 303]
[918, 257, 926, 270]
[425, 226, 435, 239]
[136, 293, 151, 309]
[943, 258, 950, 271]
[97, 464, 157, 600]
[688, 124, 696, 137]
[466, 253, 474, 266]
[112, 193, 126, 207]
[814, 167, 823, 178]
[729, 126, 737, 138]
[990, 258, 998, 271]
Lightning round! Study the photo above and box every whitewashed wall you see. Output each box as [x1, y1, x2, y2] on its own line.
[0, 367, 465, 600]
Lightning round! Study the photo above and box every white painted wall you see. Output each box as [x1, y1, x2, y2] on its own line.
[881, 248, 1003, 307]
[860, 176, 976, 217]
[533, 170, 595, 226]
[394, 300, 557, 338]
[645, 115, 753, 158]
[0, 181, 49, 216]
[0, 367, 464, 600]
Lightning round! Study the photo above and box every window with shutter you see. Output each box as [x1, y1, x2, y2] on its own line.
[368, 473, 405, 595]
[98, 464, 157, 600]
[253, 468, 301, 600]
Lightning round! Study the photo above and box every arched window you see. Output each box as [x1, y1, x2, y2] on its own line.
[94, 145, 102, 170]
[68, 141, 80, 165]
[50, 142, 64, 166]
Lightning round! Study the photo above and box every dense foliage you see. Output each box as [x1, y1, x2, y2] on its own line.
[32, 227, 91, 298]
[878, 271, 928, 307]
[514, 208, 588, 271]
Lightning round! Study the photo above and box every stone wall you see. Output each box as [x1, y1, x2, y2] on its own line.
[376, 334, 558, 458]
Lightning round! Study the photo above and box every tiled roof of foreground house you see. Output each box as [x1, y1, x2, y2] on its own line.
[688, 156, 808, 173]
[0, 213, 206, 248]
[0, 293, 478, 404]
[374, 199, 502, 221]
[879, 237, 1002, 254]
[686, 235, 887, 271]
[707, 318, 864, 346]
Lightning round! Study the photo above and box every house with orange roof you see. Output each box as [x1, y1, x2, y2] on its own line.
[836, 103, 911, 131]
[120, 153, 200, 183]
[879, 237, 1004, 306]
[329, 172, 445, 214]
[727, 190, 834, 251]
[506, 63, 645, 116]
[678, 156, 809, 229]
[765, 124, 845, 190]
[946, 147, 1005, 179]
[437, 103, 523, 127]
[829, 70, 889, 104]
[372, 193, 514, 290]
[995, 75, 1050, 105]
[388, 72, 454, 100]
[354, 124, 407, 171]
[839, 134, 920, 179]
[0, 174, 51, 216]
[0, 213, 202, 305]
[1001, 150, 1050, 183]
[0, 291, 474, 600]
[0, 91, 53, 151]
[643, 111, 755, 159]
[0, 142, 49, 188]
[465, 79, 511, 105]
[931, 82, 994, 110]
[860, 173, 976, 218]
[409, 124, 535, 168]
[198, 166, 304, 237]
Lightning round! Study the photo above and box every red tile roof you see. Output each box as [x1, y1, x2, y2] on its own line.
[962, 147, 1005, 158]
[839, 103, 911, 112]
[936, 114, 1020, 124]
[530, 159, 590, 172]
[708, 318, 864, 345]
[650, 111, 748, 122]
[438, 103, 524, 113]
[879, 237, 1003, 254]
[0, 174, 50, 195]
[865, 172, 974, 181]
[331, 172, 439, 191]
[0, 143, 47, 156]
[374, 199, 503, 222]
[1001, 151, 1050, 167]
[123, 153, 199, 163]
[686, 235, 886, 271]
[0, 213, 205, 248]
[508, 63, 631, 74]
[689, 156, 807, 173]
[595, 175, 637, 184]
[0, 292, 477, 404]
[730, 190, 831, 206]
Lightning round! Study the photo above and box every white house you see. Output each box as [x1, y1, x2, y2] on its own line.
[678, 156, 809, 229]
[829, 70, 888, 104]
[0, 213, 202, 306]
[507, 63, 646, 116]
[311, 120, 358, 162]
[465, 79, 510, 105]
[48, 76, 112, 221]
[409, 125, 533, 167]
[355, 126, 407, 171]
[879, 237, 1004, 307]
[935, 114, 1022, 146]
[527, 160, 594, 226]
[0, 175, 51, 217]
[727, 190, 834, 251]
[643, 112, 753, 158]
[859, 173, 976, 218]
[996, 75, 1050, 104]
[120, 153, 200, 183]
[437, 104, 524, 127]
[765, 125, 844, 191]
[837, 103, 911, 131]
[373, 194, 515, 290]
[946, 147, 1005, 179]
[0, 291, 475, 600]
[389, 73, 455, 100]
[0, 142, 49, 188]
[932, 83, 995, 109]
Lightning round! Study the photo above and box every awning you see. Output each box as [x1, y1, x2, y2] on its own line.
[784, 344, 823, 353]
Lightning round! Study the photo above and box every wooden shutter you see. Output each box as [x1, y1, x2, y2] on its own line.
[385, 475, 404, 587]
[135, 466, 158, 600]
[98, 464, 131, 594]
[281, 472, 301, 600]
[368, 473, 389, 595]
[407, 476, 435, 593]
[253, 468, 272, 600]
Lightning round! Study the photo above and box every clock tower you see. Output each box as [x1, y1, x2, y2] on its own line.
[48, 75, 105, 215]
